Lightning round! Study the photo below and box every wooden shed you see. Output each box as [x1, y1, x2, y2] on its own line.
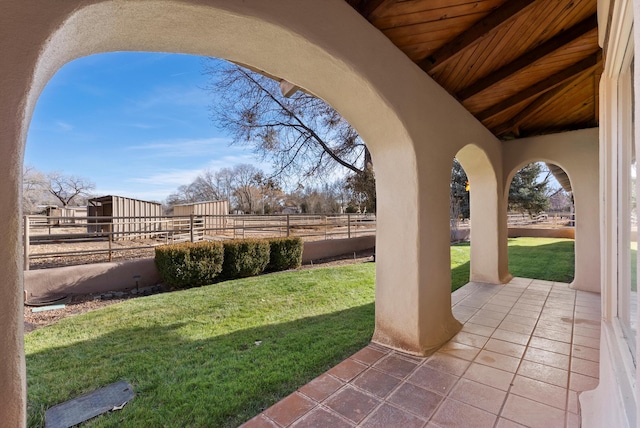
[173, 200, 229, 234]
[88, 195, 163, 240]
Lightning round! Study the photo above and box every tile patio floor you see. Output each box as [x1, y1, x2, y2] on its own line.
[241, 278, 601, 428]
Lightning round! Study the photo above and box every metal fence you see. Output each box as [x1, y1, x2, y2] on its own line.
[24, 213, 377, 270]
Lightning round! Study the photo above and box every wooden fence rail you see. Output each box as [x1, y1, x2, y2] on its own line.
[24, 213, 377, 270]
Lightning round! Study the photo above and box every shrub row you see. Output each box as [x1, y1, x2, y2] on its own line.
[155, 237, 303, 289]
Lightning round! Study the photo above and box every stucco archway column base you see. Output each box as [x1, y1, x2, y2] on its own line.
[502, 128, 600, 293]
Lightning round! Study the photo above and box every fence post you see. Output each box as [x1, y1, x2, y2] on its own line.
[108, 233, 113, 262]
[287, 215, 290, 237]
[243, 219, 246, 239]
[347, 214, 351, 239]
[324, 215, 328, 240]
[190, 214, 194, 243]
[23, 215, 30, 271]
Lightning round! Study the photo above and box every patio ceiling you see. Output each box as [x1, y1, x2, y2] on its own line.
[346, 0, 601, 140]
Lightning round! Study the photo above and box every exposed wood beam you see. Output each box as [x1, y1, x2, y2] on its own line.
[418, 0, 536, 73]
[359, 0, 392, 19]
[475, 52, 599, 122]
[458, 14, 597, 101]
[492, 70, 592, 136]
[279, 80, 299, 98]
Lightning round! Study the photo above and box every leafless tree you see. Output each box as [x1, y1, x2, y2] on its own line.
[204, 60, 372, 183]
[22, 165, 49, 214]
[46, 171, 95, 207]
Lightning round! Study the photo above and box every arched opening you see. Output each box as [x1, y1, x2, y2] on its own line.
[454, 144, 509, 286]
[23, 51, 383, 426]
[505, 161, 576, 284]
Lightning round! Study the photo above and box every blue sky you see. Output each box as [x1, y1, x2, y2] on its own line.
[25, 52, 261, 202]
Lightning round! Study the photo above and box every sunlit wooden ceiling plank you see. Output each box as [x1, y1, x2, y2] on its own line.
[476, 52, 599, 122]
[418, 0, 536, 73]
[457, 14, 597, 101]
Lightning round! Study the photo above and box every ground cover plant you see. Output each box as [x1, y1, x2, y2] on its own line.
[26, 237, 574, 427]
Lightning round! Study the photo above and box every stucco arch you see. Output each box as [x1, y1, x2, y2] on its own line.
[1, 1, 507, 422]
[456, 144, 511, 284]
[502, 128, 600, 292]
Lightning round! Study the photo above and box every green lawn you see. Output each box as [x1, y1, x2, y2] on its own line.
[25, 237, 575, 427]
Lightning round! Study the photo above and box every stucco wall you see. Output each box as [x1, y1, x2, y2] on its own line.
[502, 128, 601, 293]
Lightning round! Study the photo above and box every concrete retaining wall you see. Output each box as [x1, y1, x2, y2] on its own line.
[302, 236, 375, 263]
[24, 236, 377, 297]
[507, 227, 575, 239]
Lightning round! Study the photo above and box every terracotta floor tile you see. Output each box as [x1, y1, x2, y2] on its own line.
[567, 390, 580, 414]
[407, 365, 458, 395]
[438, 341, 481, 361]
[503, 315, 537, 328]
[510, 375, 567, 410]
[463, 362, 514, 391]
[352, 368, 401, 398]
[475, 309, 507, 321]
[535, 320, 573, 334]
[491, 329, 530, 346]
[569, 372, 599, 392]
[449, 378, 507, 414]
[327, 358, 368, 382]
[323, 386, 379, 424]
[572, 334, 600, 349]
[431, 398, 497, 428]
[425, 352, 470, 376]
[573, 326, 601, 339]
[508, 308, 540, 320]
[290, 407, 353, 428]
[462, 322, 495, 337]
[387, 383, 444, 419]
[572, 345, 600, 362]
[524, 347, 570, 370]
[359, 403, 426, 428]
[566, 411, 580, 428]
[512, 302, 543, 313]
[452, 331, 490, 348]
[264, 392, 317, 426]
[499, 321, 535, 335]
[570, 357, 599, 378]
[298, 373, 344, 402]
[533, 327, 572, 343]
[529, 336, 572, 355]
[468, 315, 503, 328]
[517, 360, 568, 388]
[372, 354, 418, 379]
[475, 349, 521, 372]
[484, 303, 512, 314]
[240, 413, 279, 428]
[484, 338, 526, 359]
[501, 394, 566, 428]
[350, 346, 386, 366]
[495, 417, 528, 428]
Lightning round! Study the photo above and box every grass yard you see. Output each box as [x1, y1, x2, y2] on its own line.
[25, 237, 575, 427]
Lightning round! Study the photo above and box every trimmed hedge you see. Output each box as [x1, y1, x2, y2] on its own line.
[221, 238, 271, 280]
[155, 241, 224, 289]
[267, 237, 303, 271]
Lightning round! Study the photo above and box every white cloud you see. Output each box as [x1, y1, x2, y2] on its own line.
[55, 121, 73, 131]
[125, 137, 236, 158]
[127, 169, 203, 187]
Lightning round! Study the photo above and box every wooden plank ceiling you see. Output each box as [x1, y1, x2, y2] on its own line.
[346, 0, 601, 140]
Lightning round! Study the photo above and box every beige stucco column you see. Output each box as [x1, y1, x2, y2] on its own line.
[457, 145, 511, 285]
[502, 128, 601, 293]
